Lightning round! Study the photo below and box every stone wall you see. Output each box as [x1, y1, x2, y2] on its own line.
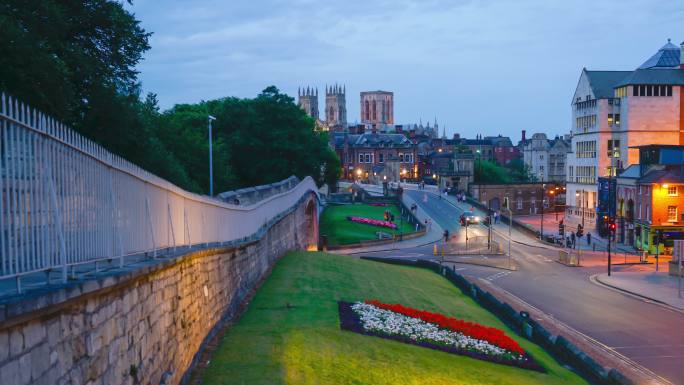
[0, 194, 317, 385]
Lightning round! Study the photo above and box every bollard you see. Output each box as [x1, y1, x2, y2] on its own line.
[433, 244, 438, 256]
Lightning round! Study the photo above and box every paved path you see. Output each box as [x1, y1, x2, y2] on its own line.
[350, 189, 684, 384]
[595, 270, 684, 311]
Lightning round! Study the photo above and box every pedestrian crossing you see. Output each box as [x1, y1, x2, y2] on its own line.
[485, 271, 512, 281]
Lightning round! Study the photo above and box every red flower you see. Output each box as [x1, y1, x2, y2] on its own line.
[366, 300, 524, 355]
[348, 216, 397, 229]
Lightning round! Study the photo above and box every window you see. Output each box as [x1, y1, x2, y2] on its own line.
[379, 153, 384, 163]
[399, 154, 404, 162]
[359, 154, 364, 163]
[635, 85, 673, 97]
[607, 139, 620, 158]
[576, 141, 597, 158]
[668, 206, 678, 222]
[615, 113, 620, 126]
[607, 114, 614, 126]
[365, 154, 371, 163]
[516, 198, 523, 210]
[668, 186, 677, 196]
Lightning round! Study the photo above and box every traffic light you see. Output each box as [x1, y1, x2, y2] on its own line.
[558, 223, 565, 235]
[608, 219, 616, 233]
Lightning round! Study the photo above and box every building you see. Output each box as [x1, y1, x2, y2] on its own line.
[522, 133, 570, 182]
[486, 135, 520, 165]
[615, 164, 640, 246]
[360, 91, 394, 128]
[469, 183, 546, 215]
[325, 84, 347, 129]
[460, 135, 494, 162]
[332, 130, 418, 181]
[297, 86, 319, 120]
[626, 145, 684, 257]
[565, 39, 684, 231]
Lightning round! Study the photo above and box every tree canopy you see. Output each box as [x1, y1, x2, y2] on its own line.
[0, 1, 339, 194]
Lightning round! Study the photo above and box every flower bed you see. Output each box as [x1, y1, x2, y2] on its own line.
[338, 301, 544, 372]
[347, 216, 397, 229]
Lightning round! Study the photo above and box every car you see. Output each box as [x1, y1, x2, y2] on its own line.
[460, 211, 481, 225]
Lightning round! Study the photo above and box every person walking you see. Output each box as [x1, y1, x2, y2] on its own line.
[443, 229, 450, 242]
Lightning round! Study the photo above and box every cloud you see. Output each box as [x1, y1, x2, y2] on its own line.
[127, 0, 684, 139]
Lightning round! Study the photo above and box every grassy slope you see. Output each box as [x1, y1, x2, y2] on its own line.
[203, 252, 587, 385]
[319, 204, 416, 245]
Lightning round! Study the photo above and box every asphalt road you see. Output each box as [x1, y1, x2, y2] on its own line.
[359, 190, 684, 384]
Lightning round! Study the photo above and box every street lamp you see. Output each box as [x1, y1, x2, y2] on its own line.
[208, 115, 216, 196]
[575, 190, 586, 227]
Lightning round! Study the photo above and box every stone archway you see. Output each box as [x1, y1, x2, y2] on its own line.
[304, 197, 318, 251]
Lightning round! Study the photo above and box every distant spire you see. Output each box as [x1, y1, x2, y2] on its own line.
[442, 126, 446, 139]
[343, 85, 346, 94]
[298, 86, 300, 97]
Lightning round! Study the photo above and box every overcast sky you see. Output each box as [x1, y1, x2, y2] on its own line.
[126, 0, 683, 141]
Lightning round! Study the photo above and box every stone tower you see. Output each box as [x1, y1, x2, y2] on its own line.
[325, 84, 347, 128]
[360, 91, 394, 127]
[298, 86, 319, 119]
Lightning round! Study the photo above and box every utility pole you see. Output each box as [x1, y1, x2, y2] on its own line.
[505, 197, 512, 269]
[540, 175, 545, 242]
[607, 164, 613, 276]
[208, 115, 216, 196]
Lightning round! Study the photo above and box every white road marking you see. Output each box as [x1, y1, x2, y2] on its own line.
[453, 267, 467, 271]
[485, 271, 511, 281]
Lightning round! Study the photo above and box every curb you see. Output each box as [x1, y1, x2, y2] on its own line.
[589, 274, 684, 315]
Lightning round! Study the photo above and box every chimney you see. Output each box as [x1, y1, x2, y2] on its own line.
[681, 40, 684, 69]
[521, 129, 526, 143]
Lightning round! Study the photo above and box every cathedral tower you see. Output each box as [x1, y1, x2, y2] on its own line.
[325, 84, 347, 128]
[298, 86, 319, 119]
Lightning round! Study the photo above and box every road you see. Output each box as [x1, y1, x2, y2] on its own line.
[359, 189, 684, 384]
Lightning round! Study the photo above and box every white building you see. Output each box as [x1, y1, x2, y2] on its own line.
[522, 133, 570, 183]
[565, 40, 684, 228]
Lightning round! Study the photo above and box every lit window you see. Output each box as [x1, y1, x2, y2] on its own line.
[668, 186, 677, 196]
[608, 114, 614, 126]
[668, 206, 677, 222]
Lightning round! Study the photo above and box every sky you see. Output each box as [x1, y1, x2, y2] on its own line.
[125, 0, 684, 141]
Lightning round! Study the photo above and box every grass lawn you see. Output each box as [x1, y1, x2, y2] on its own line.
[319, 203, 416, 245]
[202, 252, 587, 385]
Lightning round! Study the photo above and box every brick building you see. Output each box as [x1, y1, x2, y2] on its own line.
[332, 130, 418, 181]
[469, 183, 547, 215]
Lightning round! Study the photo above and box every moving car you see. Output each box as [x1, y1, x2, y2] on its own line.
[460, 211, 480, 225]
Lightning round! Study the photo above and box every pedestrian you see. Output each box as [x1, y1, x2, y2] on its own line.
[424, 219, 428, 229]
[587, 232, 591, 245]
[444, 229, 450, 242]
[493, 211, 499, 224]
[428, 218, 432, 230]
[571, 231, 576, 249]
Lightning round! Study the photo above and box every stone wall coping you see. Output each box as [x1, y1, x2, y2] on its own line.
[0, 190, 316, 330]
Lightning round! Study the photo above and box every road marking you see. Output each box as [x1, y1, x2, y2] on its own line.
[485, 271, 511, 281]
[453, 267, 467, 271]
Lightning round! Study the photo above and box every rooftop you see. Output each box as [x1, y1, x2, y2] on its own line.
[638, 40, 681, 69]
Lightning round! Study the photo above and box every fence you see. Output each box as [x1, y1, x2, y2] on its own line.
[0, 93, 318, 293]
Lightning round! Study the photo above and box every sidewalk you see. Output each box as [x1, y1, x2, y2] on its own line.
[594, 271, 684, 311]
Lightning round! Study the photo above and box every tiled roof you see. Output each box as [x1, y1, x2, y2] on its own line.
[584, 70, 632, 98]
[332, 132, 411, 148]
[615, 69, 684, 86]
[638, 41, 681, 69]
[639, 167, 684, 184]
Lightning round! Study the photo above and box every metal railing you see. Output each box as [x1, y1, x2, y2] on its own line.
[0, 93, 318, 292]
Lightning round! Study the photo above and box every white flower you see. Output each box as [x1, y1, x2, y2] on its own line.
[350, 302, 523, 360]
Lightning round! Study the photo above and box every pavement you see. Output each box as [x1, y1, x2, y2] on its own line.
[594, 270, 684, 311]
[342, 187, 684, 384]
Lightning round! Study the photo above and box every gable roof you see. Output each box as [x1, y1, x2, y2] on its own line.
[638, 166, 684, 184]
[638, 41, 681, 69]
[584, 70, 632, 98]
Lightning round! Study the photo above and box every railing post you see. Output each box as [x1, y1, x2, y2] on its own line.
[45, 156, 68, 283]
[168, 202, 176, 251]
[184, 206, 191, 249]
[145, 193, 156, 258]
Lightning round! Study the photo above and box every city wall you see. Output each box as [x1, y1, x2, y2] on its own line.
[0, 194, 318, 385]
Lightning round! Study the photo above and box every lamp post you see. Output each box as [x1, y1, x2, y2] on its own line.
[575, 189, 586, 227]
[539, 173, 545, 241]
[208, 115, 216, 196]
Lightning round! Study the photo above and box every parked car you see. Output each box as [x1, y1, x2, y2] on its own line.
[460, 211, 480, 225]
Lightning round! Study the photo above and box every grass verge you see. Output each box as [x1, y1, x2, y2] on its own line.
[202, 252, 587, 385]
[319, 203, 416, 245]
